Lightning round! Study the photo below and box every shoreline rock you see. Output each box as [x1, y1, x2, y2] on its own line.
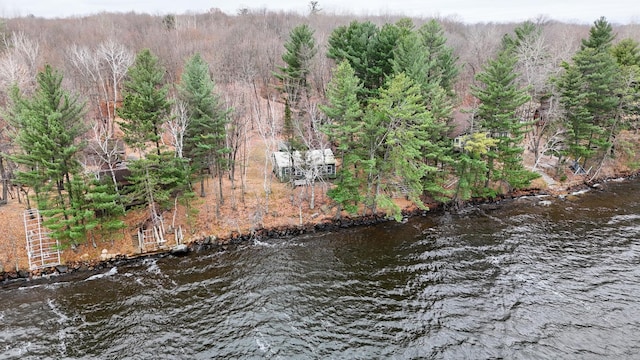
[2, 171, 638, 288]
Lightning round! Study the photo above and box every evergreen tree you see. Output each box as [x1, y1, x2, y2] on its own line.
[47, 175, 124, 247]
[501, 21, 539, 53]
[556, 61, 598, 163]
[611, 38, 640, 67]
[373, 23, 403, 88]
[557, 18, 622, 169]
[124, 152, 190, 215]
[581, 17, 616, 51]
[320, 61, 364, 158]
[611, 39, 640, 126]
[8, 65, 124, 247]
[453, 132, 498, 202]
[8, 65, 90, 244]
[327, 21, 400, 101]
[84, 179, 126, 241]
[392, 31, 428, 84]
[282, 99, 296, 148]
[9, 65, 87, 206]
[364, 74, 435, 219]
[124, 156, 166, 219]
[417, 19, 460, 96]
[391, 20, 457, 200]
[275, 24, 317, 106]
[327, 21, 377, 100]
[320, 60, 365, 214]
[118, 48, 171, 156]
[473, 51, 537, 190]
[43, 175, 95, 247]
[575, 48, 620, 150]
[178, 53, 229, 200]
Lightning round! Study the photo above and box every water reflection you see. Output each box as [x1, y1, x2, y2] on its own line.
[3, 180, 640, 359]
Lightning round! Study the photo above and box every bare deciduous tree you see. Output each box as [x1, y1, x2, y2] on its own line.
[69, 40, 133, 137]
[293, 98, 331, 211]
[68, 43, 110, 133]
[97, 39, 134, 133]
[89, 121, 124, 196]
[8, 32, 39, 78]
[224, 84, 250, 209]
[166, 99, 189, 159]
[253, 81, 280, 215]
[0, 53, 30, 93]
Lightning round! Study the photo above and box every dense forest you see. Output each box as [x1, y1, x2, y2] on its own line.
[0, 8, 639, 250]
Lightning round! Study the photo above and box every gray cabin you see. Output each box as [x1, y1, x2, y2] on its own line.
[272, 149, 337, 183]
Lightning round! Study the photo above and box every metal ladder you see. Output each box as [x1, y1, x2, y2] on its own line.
[23, 209, 61, 270]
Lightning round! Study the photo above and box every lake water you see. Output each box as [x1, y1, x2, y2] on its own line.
[2, 180, 640, 359]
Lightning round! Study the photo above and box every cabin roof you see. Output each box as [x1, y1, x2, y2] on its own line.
[273, 149, 336, 168]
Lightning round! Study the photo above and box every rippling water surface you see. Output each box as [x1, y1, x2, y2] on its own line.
[3, 180, 640, 359]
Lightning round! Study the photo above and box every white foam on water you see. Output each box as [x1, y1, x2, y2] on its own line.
[47, 298, 69, 324]
[47, 298, 69, 357]
[13, 341, 32, 356]
[85, 267, 118, 281]
[145, 259, 163, 275]
[253, 239, 277, 248]
[17, 282, 62, 291]
[607, 177, 627, 182]
[255, 332, 271, 353]
[607, 214, 640, 225]
[253, 238, 307, 249]
[571, 189, 590, 196]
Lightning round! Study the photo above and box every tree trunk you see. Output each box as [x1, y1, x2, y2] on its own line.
[217, 162, 224, 205]
[373, 175, 381, 215]
[0, 156, 9, 204]
[485, 156, 494, 188]
[241, 121, 248, 205]
[214, 176, 221, 219]
[200, 176, 206, 198]
[309, 180, 315, 210]
[1, 179, 6, 204]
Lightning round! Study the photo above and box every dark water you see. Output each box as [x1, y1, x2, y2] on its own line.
[3, 180, 640, 359]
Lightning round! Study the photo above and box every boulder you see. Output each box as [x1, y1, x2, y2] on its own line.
[170, 244, 189, 255]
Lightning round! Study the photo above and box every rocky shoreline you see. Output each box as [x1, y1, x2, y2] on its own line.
[0, 210, 423, 287]
[1, 173, 637, 288]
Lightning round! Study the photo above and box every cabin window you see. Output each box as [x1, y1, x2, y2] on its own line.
[324, 164, 335, 175]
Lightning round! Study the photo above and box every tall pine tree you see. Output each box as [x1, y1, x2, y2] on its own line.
[179, 53, 229, 201]
[582, 17, 616, 51]
[9, 65, 86, 207]
[118, 49, 171, 156]
[8, 65, 124, 247]
[364, 74, 435, 219]
[327, 21, 401, 101]
[320, 60, 364, 214]
[275, 24, 317, 107]
[473, 50, 537, 191]
[557, 17, 621, 169]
